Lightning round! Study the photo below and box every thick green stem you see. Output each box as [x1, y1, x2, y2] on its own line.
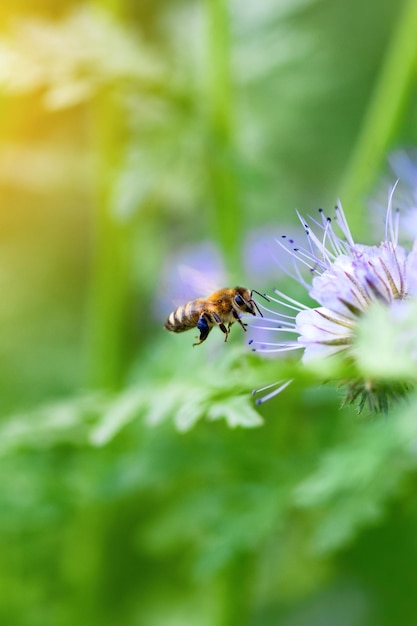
[219, 552, 254, 626]
[86, 0, 131, 390]
[206, 0, 242, 280]
[340, 0, 417, 236]
[87, 90, 131, 390]
[87, 213, 130, 391]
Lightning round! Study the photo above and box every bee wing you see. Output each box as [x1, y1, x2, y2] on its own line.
[177, 264, 226, 298]
[157, 243, 227, 320]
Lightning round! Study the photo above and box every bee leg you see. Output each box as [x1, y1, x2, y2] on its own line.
[232, 309, 247, 332]
[211, 312, 229, 342]
[193, 314, 211, 346]
[220, 324, 230, 342]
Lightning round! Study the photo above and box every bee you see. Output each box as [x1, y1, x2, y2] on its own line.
[164, 286, 265, 346]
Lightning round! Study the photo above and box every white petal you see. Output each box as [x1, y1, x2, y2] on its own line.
[296, 307, 351, 336]
[301, 342, 347, 363]
[310, 261, 366, 316]
[354, 242, 407, 299]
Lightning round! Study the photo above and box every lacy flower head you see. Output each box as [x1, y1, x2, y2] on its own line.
[251, 185, 417, 411]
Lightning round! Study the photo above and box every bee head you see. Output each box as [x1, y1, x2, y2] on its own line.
[233, 287, 264, 317]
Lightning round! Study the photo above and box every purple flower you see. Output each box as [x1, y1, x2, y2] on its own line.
[251, 185, 417, 410]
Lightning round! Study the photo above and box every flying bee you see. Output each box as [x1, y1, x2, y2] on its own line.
[164, 286, 265, 346]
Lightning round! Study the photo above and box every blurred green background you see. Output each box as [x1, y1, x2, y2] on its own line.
[1, 0, 417, 625]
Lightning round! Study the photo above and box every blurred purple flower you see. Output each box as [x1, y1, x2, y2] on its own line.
[371, 149, 417, 242]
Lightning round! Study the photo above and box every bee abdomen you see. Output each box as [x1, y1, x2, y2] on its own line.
[164, 301, 201, 333]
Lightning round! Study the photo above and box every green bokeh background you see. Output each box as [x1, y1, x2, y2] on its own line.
[1, 1, 417, 624]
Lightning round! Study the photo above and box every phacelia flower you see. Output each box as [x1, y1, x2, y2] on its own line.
[251, 184, 417, 410]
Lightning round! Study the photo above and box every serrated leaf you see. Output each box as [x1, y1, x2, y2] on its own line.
[0, 394, 105, 455]
[207, 395, 263, 428]
[89, 390, 147, 446]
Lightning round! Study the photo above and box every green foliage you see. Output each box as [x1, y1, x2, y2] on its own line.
[0, 6, 166, 108]
[1, 0, 417, 624]
[0, 342, 280, 455]
[294, 393, 417, 553]
[353, 300, 417, 380]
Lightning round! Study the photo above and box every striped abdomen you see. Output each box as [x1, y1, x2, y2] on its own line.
[164, 299, 206, 333]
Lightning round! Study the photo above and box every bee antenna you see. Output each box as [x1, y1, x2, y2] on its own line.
[250, 289, 270, 302]
[250, 289, 269, 317]
[253, 302, 264, 317]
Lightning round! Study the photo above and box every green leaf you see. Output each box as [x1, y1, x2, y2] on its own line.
[353, 300, 417, 381]
[292, 393, 417, 553]
[207, 395, 263, 428]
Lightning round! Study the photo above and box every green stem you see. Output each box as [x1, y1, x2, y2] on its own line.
[206, 0, 242, 280]
[86, 0, 131, 390]
[219, 552, 254, 626]
[340, 0, 417, 235]
[86, 184, 131, 390]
